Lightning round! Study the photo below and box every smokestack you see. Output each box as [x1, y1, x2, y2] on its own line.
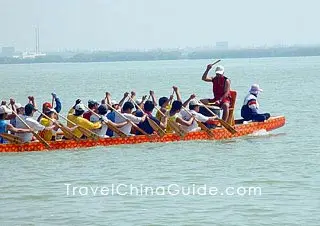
[35, 26, 40, 54]
[37, 27, 40, 54]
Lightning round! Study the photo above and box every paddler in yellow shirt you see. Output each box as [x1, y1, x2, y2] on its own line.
[67, 100, 102, 138]
[39, 108, 59, 141]
[166, 100, 195, 133]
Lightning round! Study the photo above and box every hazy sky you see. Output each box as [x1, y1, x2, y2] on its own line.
[1, 0, 319, 51]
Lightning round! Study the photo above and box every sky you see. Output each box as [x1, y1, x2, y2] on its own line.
[0, 0, 319, 52]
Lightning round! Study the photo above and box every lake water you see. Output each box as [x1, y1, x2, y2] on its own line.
[0, 57, 319, 225]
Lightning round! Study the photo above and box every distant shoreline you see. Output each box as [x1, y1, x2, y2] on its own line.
[1, 46, 320, 64]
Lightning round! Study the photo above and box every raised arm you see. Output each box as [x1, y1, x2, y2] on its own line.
[105, 92, 111, 106]
[183, 94, 196, 107]
[149, 90, 157, 106]
[173, 86, 182, 102]
[28, 96, 37, 109]
[202, 64, 213, 82]
[119, 92, 129, 107]
[52, 93, 62, 113]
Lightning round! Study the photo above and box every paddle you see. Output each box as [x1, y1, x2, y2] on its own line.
[181, 106, 214, 137]
[83, 105, 127, 138]
[57, 112, 100, 140]
[7, 105, 51, 148]
[169, 90, 175, 105]
[195, 98, 237, 134]
[51, 95, 54, 108]
[211, 59, 221, 66]
[128, 96, 166, 137]
[153, 105, 186, 137]
[0, 133, 23, 144]
[36, 109, 80, 141]
[105, 102, 151, 137]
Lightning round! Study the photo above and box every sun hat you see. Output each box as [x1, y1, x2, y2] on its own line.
[249, 84, 263, 95]
[215, 66, 224, 75]
[0, 105, 12, 114]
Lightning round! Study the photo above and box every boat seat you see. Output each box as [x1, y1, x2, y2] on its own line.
[205, 90, 237, 126]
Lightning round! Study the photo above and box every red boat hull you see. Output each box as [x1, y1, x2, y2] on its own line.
[0, 116, 285, 153]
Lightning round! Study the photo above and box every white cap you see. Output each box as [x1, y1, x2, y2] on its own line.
[135, 98, 143, 105]
[0, 106, 12, 114]
[111, 100, 118, 105]
[75, 103, 85, 111]
[249, 84, 263, 94]
[215, 66, 224, 75]
[189, 99, 202, 107]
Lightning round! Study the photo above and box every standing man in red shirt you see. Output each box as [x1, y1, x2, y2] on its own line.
[201, 64, 231, 121]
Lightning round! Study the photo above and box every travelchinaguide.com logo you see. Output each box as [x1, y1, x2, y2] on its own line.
[65, 184, 262, 196]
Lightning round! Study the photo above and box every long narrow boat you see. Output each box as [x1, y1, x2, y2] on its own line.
[0, 116, 285, 153]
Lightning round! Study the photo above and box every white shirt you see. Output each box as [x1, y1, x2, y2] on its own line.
[90, 114, 109, 137]
[15, 115, 45, 142]
[180, 109, 210, 132]
[114, 113, 142, 136]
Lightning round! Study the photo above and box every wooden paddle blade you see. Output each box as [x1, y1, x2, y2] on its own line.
[147, 117, 166, 137]
[106, 122, 127, 138]
[0, 133, 23, 144]
[58, 123, 81, 141]
[195, 98, 237, 135]
[218, 118, 237, 134]
[196, 121, 214, 137]
[32, 131, 51, 149]
[167, 120, 186, 137]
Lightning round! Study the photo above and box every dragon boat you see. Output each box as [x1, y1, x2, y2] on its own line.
[0, 116, 285, 153]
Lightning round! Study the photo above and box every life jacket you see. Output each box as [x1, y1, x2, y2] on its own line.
[241, 93, 259, 120]
[212, 76, 229, 100]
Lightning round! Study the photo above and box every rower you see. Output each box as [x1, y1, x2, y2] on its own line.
[9, 99, 24, 128]
[114, 101, 147, 136]
[201, 64, 232, 121]
[105, 92, 127, 137]
[83, 99, 99, 120]
[90, 104, 128, 137]
[15, 103, 58, 142]
[37, 93, 62, 122]
[180, 100, 217, 132]
[135, 100, 166, 135]
[241, 84, 270, 122]
[39, 108, 60, 141]
[156, 86, 181, 121]
[0, 106, 31, 143]
[67, 101, 102, 138]
[166, 100, 195, 133]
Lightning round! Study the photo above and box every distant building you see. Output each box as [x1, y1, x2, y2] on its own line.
[1, 47, 15, 57]
[215, 41, 229, 50]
